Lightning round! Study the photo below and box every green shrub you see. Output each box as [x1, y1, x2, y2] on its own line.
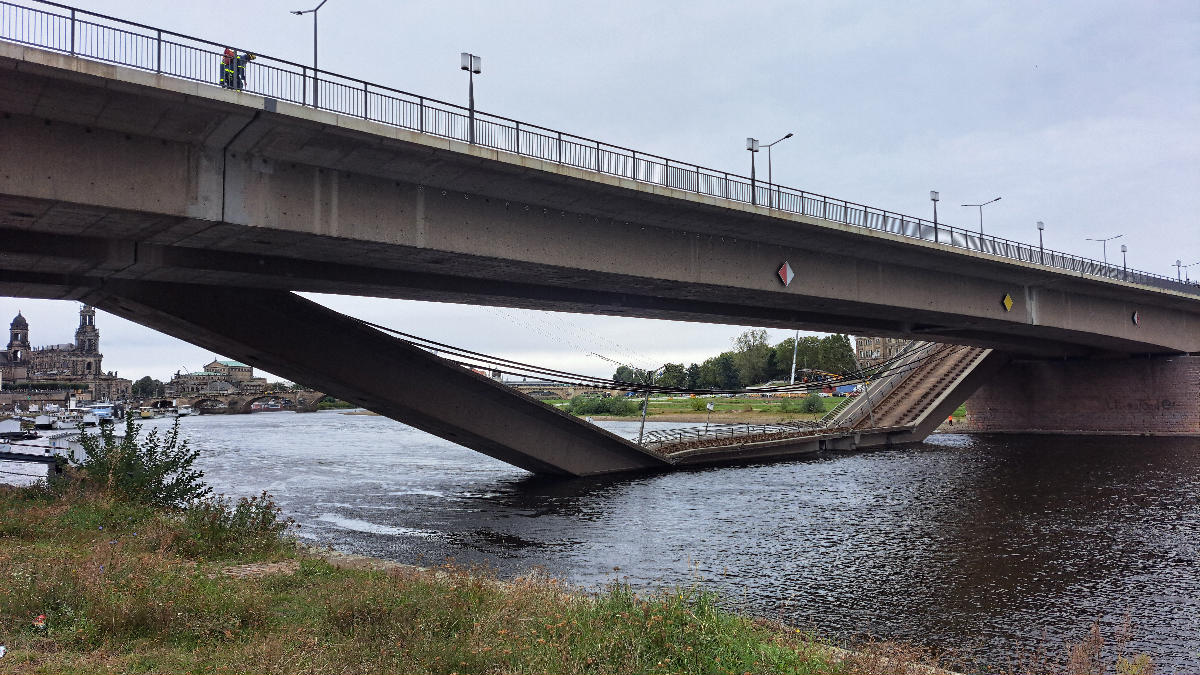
[799, 396, 826, 413]
[74, 413, 210, 508]
[565, 395, 639, 416]
[178, 491, 294, 558]
[689, 397, 708, 411]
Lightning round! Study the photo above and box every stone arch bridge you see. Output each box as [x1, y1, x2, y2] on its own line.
[145, 390, 327, 415]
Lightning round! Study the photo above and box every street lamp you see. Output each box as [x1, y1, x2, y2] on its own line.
[1176, 259, 1183, 281]
[1120, 244, 1128, 277]
[930, 191, 939, 242]
[761, 132, 793, 209]
[291, 0, 330, 109]
[460, 52, 482, 144]
[746, 138, 759, 205]
[961, 196, 1001, 235]
[1037, 221, 1045, 264]
[1085, 233, 1123, 266]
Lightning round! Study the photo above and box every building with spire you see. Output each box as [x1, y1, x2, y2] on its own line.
[0, 305, 131, 402]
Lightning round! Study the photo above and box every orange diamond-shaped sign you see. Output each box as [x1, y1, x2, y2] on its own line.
[1001, 294, 1014, 312]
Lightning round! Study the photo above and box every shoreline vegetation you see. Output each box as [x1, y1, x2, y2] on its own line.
[0, 415, 1153, 674]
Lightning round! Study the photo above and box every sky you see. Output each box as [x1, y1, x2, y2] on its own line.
[2, 0, 1198, 383]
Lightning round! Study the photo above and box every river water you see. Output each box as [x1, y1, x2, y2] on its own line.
[6, 410, 1199, 670]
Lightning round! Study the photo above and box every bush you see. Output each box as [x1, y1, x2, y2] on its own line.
[178, 491, 294, 558]
[689, 397, 709, 411]
[799, 396, 826, 413]
[74, 412, 210, 508]
[565, 395, 639, 416]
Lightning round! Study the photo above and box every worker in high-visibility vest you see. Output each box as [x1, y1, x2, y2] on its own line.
[220, 47, 236, 88]
[235, 52, 256, 91]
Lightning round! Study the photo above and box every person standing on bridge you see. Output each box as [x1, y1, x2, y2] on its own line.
[220, 47, 236, 89]
[235, 52, 256, 91]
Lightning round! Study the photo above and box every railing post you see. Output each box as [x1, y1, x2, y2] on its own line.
[301, 66, 307, 107]
[514, 121, 520, 154]
[663, 158, 669, 187]
[631, 151, 637, 180]
[595, 140, 601, 172]
[69, 9, 75, 55]
[362, 82, 368, 119]
[418, 97, 424, 133]
[155, 30, 161, 73]
[557, 131, 563, 164]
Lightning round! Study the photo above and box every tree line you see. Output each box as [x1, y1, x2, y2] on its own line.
[613, 330, 856, 390]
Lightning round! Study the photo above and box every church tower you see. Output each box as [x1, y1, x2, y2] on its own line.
[8, 311, 29, 362]
[75, 305, 102, 375]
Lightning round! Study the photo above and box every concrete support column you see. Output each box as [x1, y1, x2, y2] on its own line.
[964, 355, 1200, 435]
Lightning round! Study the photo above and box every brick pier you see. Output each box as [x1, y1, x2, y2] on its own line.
[964, 354, 1200, 435]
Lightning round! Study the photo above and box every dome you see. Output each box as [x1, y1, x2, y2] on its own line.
[10, 312, 27, 330]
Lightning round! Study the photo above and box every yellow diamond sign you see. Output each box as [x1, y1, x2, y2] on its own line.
[1002, 294, 1014, 312]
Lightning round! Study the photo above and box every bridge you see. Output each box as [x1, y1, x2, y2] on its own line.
[0, 2, 1197, 476]
[141, 391, 326, 414]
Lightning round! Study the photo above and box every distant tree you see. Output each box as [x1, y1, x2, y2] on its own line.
[685, 363, 701, 390]
[613, 365, 645, 384]
[131, 376, 165, 399]
[656, 363, 687, 389]
[817, 334, 857, 373]
[698, 352, 740, 390]
[732, 329, 772, 386]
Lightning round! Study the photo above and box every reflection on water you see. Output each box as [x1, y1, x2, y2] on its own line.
[15, 411, 1200, 670]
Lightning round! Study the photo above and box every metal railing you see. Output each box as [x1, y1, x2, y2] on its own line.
[823, 341, 935, 428]
[641, 420, 822, 449]
[2, 0, 1197, 297]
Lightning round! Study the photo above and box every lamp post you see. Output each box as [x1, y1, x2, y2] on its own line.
[1120, 244, 1128, 278]
[761, 132, 793, 209]
[789, 329, 800, 385]
[746, 138, 759, 205]
[930, 191, 939, 242]
[291, 0, 330, 109]
[1037, 221, 1045, 264]
[460, 53, 482, 144]
[960, 196, 1001, 234]
[636, 366, 665, 446]
[1085, 233, 1123, 266]
[1176, 259, 1183, 281]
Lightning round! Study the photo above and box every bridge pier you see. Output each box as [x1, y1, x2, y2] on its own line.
[963, 354, 1200, 435]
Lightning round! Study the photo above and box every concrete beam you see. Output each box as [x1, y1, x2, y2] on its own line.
[84, 282, 671, 477]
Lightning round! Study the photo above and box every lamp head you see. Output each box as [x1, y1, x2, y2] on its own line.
[1120, 244, 1127, 253]
[1037, 221, 1044, 231]
[746, 138, 759, 152]
[290, 10, 304, 14]
[929, 190, 939, 202]
[784, 132, 794, 139]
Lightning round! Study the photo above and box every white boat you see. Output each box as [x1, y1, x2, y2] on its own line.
[176, 405, 194, 417]
[84, 403, 116, 424]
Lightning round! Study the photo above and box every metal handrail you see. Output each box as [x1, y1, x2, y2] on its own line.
[823, 341, 935, 428]
[2, 0, 1197, 297]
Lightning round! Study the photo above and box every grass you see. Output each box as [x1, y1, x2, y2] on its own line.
[0, 479, 855, 674]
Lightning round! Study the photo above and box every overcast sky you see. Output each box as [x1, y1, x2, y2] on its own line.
[2, 0, 1197, 382]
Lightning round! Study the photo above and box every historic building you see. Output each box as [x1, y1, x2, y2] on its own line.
[0, 305, 132, 401]
[164, 359, 267, 397]
[854, 336, 912, 368]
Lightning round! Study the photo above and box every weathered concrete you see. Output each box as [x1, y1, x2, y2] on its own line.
[964, 355, 1200, 435]
[84, 281, 672, 477]
[0, 43, 1197, 359]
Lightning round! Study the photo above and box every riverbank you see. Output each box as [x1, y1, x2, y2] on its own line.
[0, 482, 940, 674]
